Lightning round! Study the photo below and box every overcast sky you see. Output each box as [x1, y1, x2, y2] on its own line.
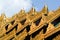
[0, 0, 60, 17]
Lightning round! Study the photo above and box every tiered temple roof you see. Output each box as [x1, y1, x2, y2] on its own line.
[0, 5, 60, 40]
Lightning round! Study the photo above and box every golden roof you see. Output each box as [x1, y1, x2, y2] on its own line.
[0, 6, 60, 40]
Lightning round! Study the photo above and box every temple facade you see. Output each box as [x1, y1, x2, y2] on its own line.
[0, 6, 60, 40]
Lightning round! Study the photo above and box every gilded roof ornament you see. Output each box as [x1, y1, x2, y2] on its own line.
[19, 8, 25, 14]
[41, 5, 48, 14]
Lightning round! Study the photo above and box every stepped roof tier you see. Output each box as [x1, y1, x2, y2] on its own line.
[0, 6, 60, 40]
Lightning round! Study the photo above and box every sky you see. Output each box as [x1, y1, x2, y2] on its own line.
[0, 0, 60, 17]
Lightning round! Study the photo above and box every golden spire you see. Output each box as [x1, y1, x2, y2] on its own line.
[31, 4, 36, 13]
[0, 13, 6, 21]
[41, 5, 48, 14]
[29, 7, 36, 15]
[1, 13, 6, 18]
[19, 8, 25, 14]
[31, 7, 35, 12]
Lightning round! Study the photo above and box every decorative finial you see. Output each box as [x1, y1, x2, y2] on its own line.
[20, 8, 25, 14]
[29, 7, 36, 14]
[44, 4, 48, 9]
[1, 13, 6, 18]
[32, 7, 35, 12]
[41, 4, 48, 15]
